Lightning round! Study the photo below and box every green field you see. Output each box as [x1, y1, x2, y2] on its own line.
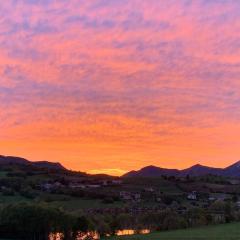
[1, 223, 239, 240]
[47, 196, 124, 212]
[108, 222, 240, 240]
[0, 193, 124, 213]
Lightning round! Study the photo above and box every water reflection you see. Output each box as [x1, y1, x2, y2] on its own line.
[49, 232, 99, 240]
[49, 233, 64, 240]
[49, 229, 150, 239]
[116, 229, 150, 236]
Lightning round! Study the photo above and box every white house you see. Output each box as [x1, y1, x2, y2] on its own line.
[187, 191, 197, 200]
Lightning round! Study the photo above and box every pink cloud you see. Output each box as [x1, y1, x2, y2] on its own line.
[1, 0, 240, 173]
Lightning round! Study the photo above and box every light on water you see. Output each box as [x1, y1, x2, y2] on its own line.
[116, 229, 150, 236]
[49, 232, 99, 240]
[49, 229, 150, 239]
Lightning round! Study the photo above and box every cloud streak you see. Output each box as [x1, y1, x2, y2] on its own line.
[0, 0, 240, 174]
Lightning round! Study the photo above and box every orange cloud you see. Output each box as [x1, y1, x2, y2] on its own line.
[1, 0, 240, 175]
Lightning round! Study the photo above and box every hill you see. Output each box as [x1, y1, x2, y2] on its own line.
[123, 161, 240, 178]
[124, 165, 180, 177]
[224, 161, 240, 177]
[0, 155, 65, 170]
[180, 164, 223, 177]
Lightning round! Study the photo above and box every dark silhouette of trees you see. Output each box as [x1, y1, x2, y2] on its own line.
[0, 203, 74, 240]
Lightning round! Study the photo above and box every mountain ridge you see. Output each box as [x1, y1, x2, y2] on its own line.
[1, 154, 240, 178]
[123, 161, 240, 178]
[0, 155, 66, 170]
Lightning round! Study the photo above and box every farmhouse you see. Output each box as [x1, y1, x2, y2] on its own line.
[41, 182, 63, 192]
[187, 191, 197, 200]
[120, 191, 141, 202]
[144, 187, 154, 192]
[112, 179, 122, 185]
[236, 201, 240, 208]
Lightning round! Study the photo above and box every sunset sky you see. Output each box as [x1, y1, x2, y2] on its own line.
[1, 0, 240, 175]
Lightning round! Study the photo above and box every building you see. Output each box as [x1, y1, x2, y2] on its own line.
[120, 191, 141, 202]
[187, 191, 197, 200]
[236, 201, 240, 208]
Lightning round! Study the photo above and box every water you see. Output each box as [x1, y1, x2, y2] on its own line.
[116, 229, 150, 236]
[49, 232, 99, 240]
[49, 229, 150, 239]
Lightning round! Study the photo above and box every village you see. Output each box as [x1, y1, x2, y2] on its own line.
[36, 172, 240, 219]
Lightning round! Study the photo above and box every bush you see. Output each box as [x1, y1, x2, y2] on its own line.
[162, 214, 187, 230]
[102, 197, 114, 204]
[2, 187, 15, 196]
[19, 187, 36, 199]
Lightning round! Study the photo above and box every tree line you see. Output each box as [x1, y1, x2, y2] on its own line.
[0, 200, 240, 239]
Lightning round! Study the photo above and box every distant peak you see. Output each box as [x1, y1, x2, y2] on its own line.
[142, 165, 158, 169]
[192, 164, 202, 167]
[233, 160, 240, 165]
[226, 160, 240, 168]
[191, 164, 206, 168]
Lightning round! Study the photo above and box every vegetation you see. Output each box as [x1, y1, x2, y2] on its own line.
[0, 203, 90, 239]
[1, 163, 240, 239]
[0, 200, 239, 239]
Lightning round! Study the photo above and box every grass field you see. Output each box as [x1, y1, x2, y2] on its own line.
[47, 197, 124, 212]
[0, 193, 124, 213]
[108, 222, 240, 240]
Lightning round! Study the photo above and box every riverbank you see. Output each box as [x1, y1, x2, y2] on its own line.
[106, 222, 240, 240]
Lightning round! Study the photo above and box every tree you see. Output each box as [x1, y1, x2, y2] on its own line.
[0, 203, 74, 240]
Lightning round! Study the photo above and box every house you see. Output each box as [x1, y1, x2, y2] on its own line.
[120, 191, 141, 202]
[120, 191, 132, 200]
[133, 193, 141, 202]
[101, 179, 122, 186]
[42, 183, 53, 191]
[144, 187, 154, 192]
[236, 201, 240, 208]
[209, 197, 216, 201]
[112, 179, 122, 185]
[102, 180, 109, 186]
[187, 191, 197, 200]
[41, 182, 63, 192]
[229, 179, 240, 185]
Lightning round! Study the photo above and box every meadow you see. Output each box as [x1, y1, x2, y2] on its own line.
[108, 222, 240, 240]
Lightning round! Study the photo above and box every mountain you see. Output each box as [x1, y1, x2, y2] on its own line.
[180, 164, 223, 176]
[33, 161, 66, 170]
[0, 155, 65, 170]
[0, 155, 29, 165]
[123, 161, 240, 178]
[123, 165, 179, 178]
[224, 161, 240, 177]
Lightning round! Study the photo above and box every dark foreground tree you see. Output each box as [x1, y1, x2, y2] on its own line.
[0, 203, 74, 240]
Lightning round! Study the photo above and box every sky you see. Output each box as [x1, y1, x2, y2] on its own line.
[0, 0, 240, 176]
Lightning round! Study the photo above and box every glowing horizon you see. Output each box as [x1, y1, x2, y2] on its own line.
[1, 1, 240, 176]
